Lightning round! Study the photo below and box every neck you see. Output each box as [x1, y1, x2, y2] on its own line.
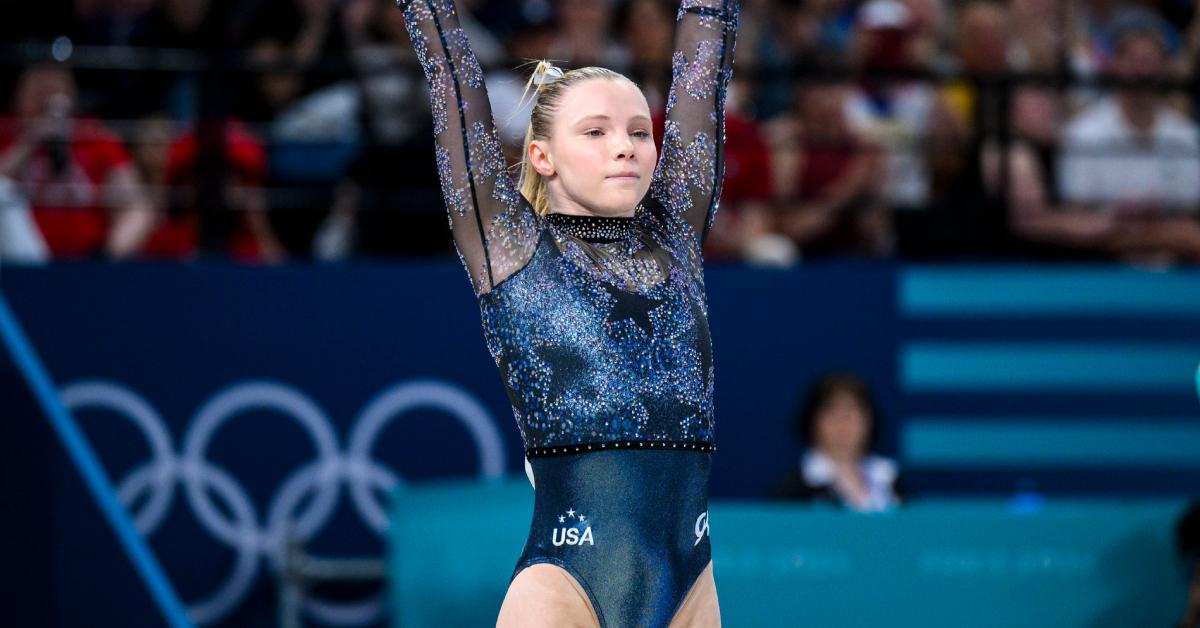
[547, 199, 636, 219]
[546, 212, 636, 243]
[1118, 94, 1156, 135]
[822, 449, 860, 470]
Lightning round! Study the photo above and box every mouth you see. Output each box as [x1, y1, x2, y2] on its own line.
[607, 172, 640, 180]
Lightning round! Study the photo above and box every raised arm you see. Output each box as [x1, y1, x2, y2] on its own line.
[398, 0, 540, 294]
[650, 0, 739, 245]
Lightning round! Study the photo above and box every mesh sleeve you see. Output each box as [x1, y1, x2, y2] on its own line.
[649, 0, 739, 246]
[399, 0, 541, 294]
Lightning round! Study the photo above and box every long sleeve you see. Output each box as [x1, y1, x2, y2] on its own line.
[650, 0, 739, 245]
[399, 0, 541, 294]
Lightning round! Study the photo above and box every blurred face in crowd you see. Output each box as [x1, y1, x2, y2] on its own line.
[530, 79, 656, 217]
[798, 82, 849, 136]
[1112, 32, 1168, 83]
[958, 2, 1009, 74]
[1009, 0, 1059, 26]
[560, 0, 611, 37]
[814, 389, 872, 461]
[131, 115, 174, 186]
[904, 0, 944, 36]
[774, 0, 820, 53]
[248, 40, 303, 115]
[14, 65, 77, 119]
[625, 0, 673, 63]
[857, 27, 914, 70]
[1110, 32, 1169, 111]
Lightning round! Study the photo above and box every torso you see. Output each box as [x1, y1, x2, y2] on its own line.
[479, 200, 716, 455]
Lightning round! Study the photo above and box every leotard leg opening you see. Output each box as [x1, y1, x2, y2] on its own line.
[512, 449, 713, 628]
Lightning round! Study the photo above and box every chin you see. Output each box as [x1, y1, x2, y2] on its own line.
[598, 191, 647, 216]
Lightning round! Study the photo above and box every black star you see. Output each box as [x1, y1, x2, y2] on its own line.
[605, 288, 658, 335]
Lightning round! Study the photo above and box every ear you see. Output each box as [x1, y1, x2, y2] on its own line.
[528, 139, 555, 177]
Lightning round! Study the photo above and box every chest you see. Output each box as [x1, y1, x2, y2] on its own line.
[480, 232, 710, 364]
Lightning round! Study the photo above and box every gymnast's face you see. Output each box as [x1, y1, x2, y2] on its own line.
[529, 79, 656, 218]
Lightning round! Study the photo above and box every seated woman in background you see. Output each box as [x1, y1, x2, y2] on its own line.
[773, 372, 905, 511]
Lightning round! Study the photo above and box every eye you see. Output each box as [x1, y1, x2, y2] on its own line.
[631, 129, 651, 139]
[585, 129, 604, 137]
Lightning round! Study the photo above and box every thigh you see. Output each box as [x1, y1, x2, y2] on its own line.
[496, 563, 600, 628]
[669, 561, 720, 628]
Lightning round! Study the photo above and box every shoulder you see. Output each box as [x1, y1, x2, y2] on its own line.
[1063, 98, 1120, 142]
[861, 454, 899, 486]
[73, 117, 132, 170]
[73, 117, 126, 148]
[771, 466, 833, 502]
[800, 448, 836, 485]
[1155, 107, 1200, 146]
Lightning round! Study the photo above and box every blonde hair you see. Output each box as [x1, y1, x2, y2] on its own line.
[517, 61, 635, 216]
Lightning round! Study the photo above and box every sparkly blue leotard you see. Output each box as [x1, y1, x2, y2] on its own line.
[398, 1, 737, 625]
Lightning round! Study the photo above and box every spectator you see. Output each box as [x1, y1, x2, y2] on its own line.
[1008, 0, 1067, 72]
[128, 0, 241, 120]
[772, 372, 905, 512]
[754, 0, 839, 120]
[618, 0, 676, 112]
[237, 0, 356, 123]
[924, 0, 1023, 258]
[683, 77, 777, 263]
[314, 0, 449, 259]
[751, 79, 888, 260]
[904, 0, 951, 70]
[138, 117, 284, 262]
[930, 0, 1074, 261]
[846, 0, 963, 215]
[1052, 9, 1200, 264]
[488, 14, 557, 157]
[128, 114, 173, 217]
[942, 0, 1010, 125]
[549, 0, 629, 68]
[0, 64, 154, 260]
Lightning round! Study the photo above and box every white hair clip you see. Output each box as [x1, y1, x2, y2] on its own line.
[533, 64, 564, 86]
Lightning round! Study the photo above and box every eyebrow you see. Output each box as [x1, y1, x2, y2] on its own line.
[574, 114, 653, 125]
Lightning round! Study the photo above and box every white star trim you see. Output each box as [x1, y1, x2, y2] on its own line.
[558, 515, 565, 523]
[566, 508, 576, 518]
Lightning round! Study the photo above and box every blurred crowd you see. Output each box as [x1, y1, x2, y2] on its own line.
[2, 0, 1200, 266]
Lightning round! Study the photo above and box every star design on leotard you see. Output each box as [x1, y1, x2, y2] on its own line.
[558, 515, 565, 523]
[605, 289, 658, 335]
[579, 514, 586, 522]
[566, 508, 576, 518]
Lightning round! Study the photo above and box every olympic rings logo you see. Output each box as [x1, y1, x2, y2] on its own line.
[61, 378, 506, 626]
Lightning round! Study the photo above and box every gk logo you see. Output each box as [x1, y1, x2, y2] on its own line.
[694, 511, 709, 547]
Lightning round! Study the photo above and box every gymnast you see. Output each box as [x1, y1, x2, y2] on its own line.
[396, 0, 738, 625]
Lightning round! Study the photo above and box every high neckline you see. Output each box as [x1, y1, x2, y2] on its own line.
[546, 212, 636, 243]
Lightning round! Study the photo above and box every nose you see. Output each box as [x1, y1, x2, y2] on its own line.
[614, 132, 635, 159]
